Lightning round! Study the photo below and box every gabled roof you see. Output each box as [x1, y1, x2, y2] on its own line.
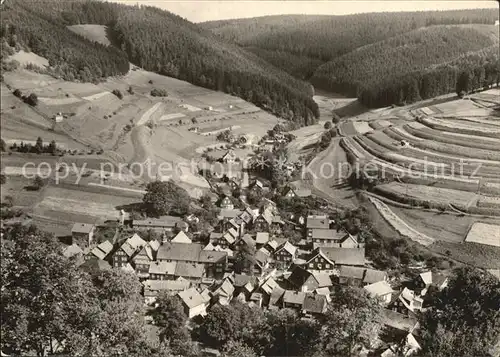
[149, 239, 161, 252]
[266, 240, 279, 251]
[127, 233, 147, 250]
[90, 240, 114, 260]
[283, 290, 306, 305]
[364, 281, 394, 298]
[269, 286, 285, 306]
[254, 250, 271, 268]
[305, 249, 335, 266]
[314, 287, 331, 302]
[287, 267, 312, 288]
[313, 273, 333, 288]
[171, 231, 192, 244]
[306, 215, 329, 230]
[303, 293, 327, 314]
[71, 223, 95, 234]
[62, 243, 83, 258]
[240, 210, 254, 224]
[199, 250, 227, 264]
[175, 262, 204, 279]
[250, 292, 263, 301]
[363, 269, 387, 285]
[119, 241, 138, 257]
[157, 242, 203, 262]
[258, 247, 271, 256]
[223, 232, 236, 245]
[215, 279, 235, 297]
[240, 234, 256, 248]
[178, 287, 206, 308]
[210, 232, 223, 240]
[275, 241, 297, 256]
[321, 247, 365, 266]
[339, 266, 365, 280]
[255, 232, 270, 244]
[419, 271, 449, 287]
[311, 229, 346, 241]
[204, 242, 216, 251]
[260, 277, 278, 295]
[149, 261, 177, 275]
[233, 274, 254, 288]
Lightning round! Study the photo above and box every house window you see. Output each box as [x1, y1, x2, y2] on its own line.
[309, 263, 313, 268]
[325, 264, 331, 269]
[317, 264, 322, 269]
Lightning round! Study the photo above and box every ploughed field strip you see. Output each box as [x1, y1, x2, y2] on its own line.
[341, 112, 500, 214]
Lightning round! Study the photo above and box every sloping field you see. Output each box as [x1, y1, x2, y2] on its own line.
[465, 222, 500, 247]
[418, 116, 500, 138]
[368, 196, 435, 246]
[375, 182, 478, 209]
[7, 50, 49, 68]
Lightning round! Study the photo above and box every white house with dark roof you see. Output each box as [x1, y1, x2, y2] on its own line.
[364, 280, 394, 305]
[71, 223, 95, 246]
[178, 287, 210, 318]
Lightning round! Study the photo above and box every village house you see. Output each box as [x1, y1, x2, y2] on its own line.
[71, 223, 95, 247]
[220, 149, 238, 164]
[175, 262, 205, 283]
[391, 288, 424, 315]
[143, 279, 190, 305]
[85, 240, 113, 262]
[218, 196, 234, 210]
[178, 287, 210, 318]
[232, 274, 257, 298]
[252, 211, 273, 232]
[311, 229, 362, 249]
[255, 232, 270, 248]
[133, 240, 160, 279]
[338, 267, 387, 287]
[283, 290, 306, 310]
[132, 216, 184, 233]
[414, 271, 449, 296]
[302, 293, 328, 316]
[306, 215, 330, 242]
[269, 285, 286, 307]
[287, 267, 333, 292]
[233, 234, 256, 252]
[149, 261, 177, 280]
[112, 234, 147, 268]
[250, 292, 264, 308]
[156, 242, 228, 278]
[170, 231, 192, 244]
[213, 278, 235, 305]
[364, 280, 394, 305]
[273, 241, 298, 269]
[254, 249, 272, 276]
[283, 186, 312, 199]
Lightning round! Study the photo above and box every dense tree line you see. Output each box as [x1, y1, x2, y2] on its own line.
[311, 26, 496, 98]
[359, 49, 500, 108]
[3, 0, 319, 126]
[203, 10, 498, 79]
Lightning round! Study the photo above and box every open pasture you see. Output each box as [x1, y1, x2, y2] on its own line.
[0, 175, 44, 208]
[418, 116, 500, 138]
[465, 222, 500, 247]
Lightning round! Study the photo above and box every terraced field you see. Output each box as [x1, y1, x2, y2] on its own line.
[336, 91, 500, 268]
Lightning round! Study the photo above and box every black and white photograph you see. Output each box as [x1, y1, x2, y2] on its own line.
[1, 0, 499, 356]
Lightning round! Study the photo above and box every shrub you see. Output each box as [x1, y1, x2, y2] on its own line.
[148, 79, 153, 84]
[127, 86, 134, 95]
[13, 89, 22, 98]
[324, 121, 332, 129]
[150, 88, 168, 97]
[23, 93, 38, 106]
[112, 89, 123, 99]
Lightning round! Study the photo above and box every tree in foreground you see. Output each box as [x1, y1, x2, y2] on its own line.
[1, 224, 165, 357]
[221, 340, 257, 357]
[418, 267, 500, 357]
[318, 286, 382, 357]
[143, 180, 191, 217]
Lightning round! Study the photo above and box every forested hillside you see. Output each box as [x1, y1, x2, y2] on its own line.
[311, 25, 498, 97]
[203, 9, 499, 107]
[0, 0, 319, 125]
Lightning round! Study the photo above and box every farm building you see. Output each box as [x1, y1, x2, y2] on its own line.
[132, 216, 183, 232]
[71, 223, 95, 246]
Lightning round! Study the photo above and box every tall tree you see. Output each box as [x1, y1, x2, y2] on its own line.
[143, 181, 191, 217]
[418, 267, 500, 357]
